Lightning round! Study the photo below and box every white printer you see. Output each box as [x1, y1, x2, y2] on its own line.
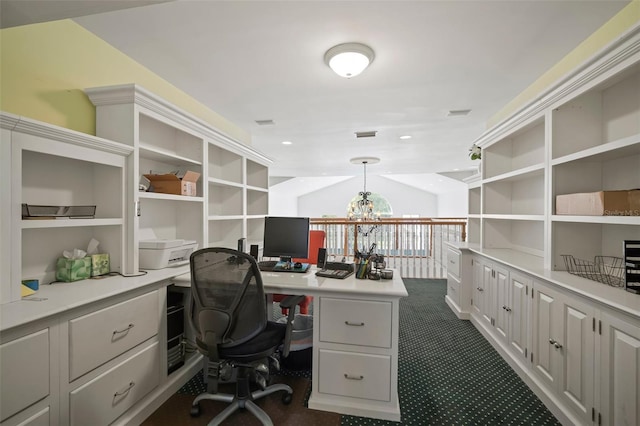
[139, 238, 198, 270]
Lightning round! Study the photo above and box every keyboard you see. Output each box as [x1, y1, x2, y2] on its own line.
[316, 269, 354, 279]
[258, 260, 277, 271]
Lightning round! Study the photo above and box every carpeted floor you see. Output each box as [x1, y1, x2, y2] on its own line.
[143, 279, 561, 425]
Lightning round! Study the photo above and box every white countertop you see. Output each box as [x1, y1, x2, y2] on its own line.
[173, 266, 409, 298]
[2, 265, 408, 334]
[1, 265, 189, 333]
[446, 242, 639, 318]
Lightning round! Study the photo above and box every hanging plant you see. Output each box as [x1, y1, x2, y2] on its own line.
[469, 143, 481, 160]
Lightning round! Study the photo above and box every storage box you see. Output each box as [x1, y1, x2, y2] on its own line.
[556, 190, 640, 216]
[144, 171, 200, 196]
[56, 257, 92, 282]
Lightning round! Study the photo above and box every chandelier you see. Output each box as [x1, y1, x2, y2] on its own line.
[348, 157, 381, 236]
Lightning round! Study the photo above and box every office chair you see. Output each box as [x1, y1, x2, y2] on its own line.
[273, 229, 326, 315]
[189, 247, 304, 426]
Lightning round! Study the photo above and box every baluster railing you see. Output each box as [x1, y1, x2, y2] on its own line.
[308, 218, 466, 278]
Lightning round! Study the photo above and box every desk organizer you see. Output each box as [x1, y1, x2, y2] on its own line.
[561, 254, 624, 287]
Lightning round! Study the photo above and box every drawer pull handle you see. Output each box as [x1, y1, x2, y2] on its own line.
[114, 381, 135, 397]
[344, 374, 364, 380]
[113, 323, 135, 336]
[345, 321, 365, 326]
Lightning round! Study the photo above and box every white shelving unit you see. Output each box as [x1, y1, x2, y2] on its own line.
[447, 25, 640, 426]
[1, 85, 271, 425]
[84, 84, 271, 270]
[1, 113, 133, 303]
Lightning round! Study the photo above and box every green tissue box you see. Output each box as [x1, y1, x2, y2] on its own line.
[56, 257, 91, 282]
[91, 254, 110, 277]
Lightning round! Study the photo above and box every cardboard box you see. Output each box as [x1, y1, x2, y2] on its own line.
[556, 190, 640, 216]
[56, 257, 92, 282]
[144, 171, 200, 196]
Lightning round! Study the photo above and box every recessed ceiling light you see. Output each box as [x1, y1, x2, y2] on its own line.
[282, 141, 292, 145]
[399, 135, 412, 140]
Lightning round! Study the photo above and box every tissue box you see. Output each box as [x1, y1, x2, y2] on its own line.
[91, 253, 110, 277]
[56, 257, 92, 282]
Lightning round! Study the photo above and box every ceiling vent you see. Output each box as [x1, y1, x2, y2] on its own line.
[255, 119, 275, 125]
[355, 130, 377, 138]
[447, 109, 471, 117]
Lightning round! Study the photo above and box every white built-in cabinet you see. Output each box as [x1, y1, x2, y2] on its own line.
[0, 84, 270, 425]
[447, 25, 640, 426]
[0, 113, 132, 303]
[84, 84, 271, 269]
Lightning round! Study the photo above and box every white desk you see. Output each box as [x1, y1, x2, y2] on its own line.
[176, 266, 408, 421]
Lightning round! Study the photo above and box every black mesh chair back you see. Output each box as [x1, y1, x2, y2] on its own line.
[190, 247, 266, 358]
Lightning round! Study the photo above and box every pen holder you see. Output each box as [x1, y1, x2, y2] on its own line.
[355, 261, 371, 279]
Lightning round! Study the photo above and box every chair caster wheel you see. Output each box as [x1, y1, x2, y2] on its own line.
[190, 403, 201, 417]
[281, 392, 293, 405]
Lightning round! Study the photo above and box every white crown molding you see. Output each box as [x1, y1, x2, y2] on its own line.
[85, 84, 273, 165]
[0, 111, 134, 156]
[474, 22, 640, 147]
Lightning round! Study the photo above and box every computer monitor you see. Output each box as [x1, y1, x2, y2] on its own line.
[262, 216, 310, 263]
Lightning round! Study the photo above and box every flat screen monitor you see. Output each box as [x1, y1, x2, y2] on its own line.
[262, 216, 310, 262]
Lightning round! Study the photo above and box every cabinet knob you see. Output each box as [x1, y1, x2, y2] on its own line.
[553, 342, 562, 350]
[549, 338, 556, 345]
[505, 307, 511, 312]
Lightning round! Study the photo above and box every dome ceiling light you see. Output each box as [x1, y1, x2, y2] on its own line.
[324, 42, 375, 78]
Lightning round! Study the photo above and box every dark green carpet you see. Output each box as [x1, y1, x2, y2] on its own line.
[176, 279, 561, 425]
[341, 278, 560, 426]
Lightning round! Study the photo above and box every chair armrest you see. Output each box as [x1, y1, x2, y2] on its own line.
[278, 294, 306, 310]
[278, 295, 307, 358]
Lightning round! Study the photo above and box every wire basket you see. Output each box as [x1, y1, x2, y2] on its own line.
[561, 255, 624, 287]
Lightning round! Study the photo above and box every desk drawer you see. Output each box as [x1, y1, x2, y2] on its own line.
[68, 290, 159, 380]
[447, 275, 460, 305]
[319, 298, 392, 348]
[69, 342, 160, 426]
[318, 349, 391, 401]
[447, 247, 461, 279]
[0, 329, 49, 422]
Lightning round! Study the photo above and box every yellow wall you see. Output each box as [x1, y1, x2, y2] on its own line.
[489, 1, 640, 128]
[0, 20, 250, 144]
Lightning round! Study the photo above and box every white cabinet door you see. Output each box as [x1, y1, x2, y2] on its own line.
[532, 283, 562, 389]
[471, 256, 484, 318]
[533, 281, 595, 424]
[494, 265, 510, 343]
[599, 311, 640, 426]
[480, 261, 494, 327]
[558, 294, 595, 423]
[0, 329, 50, 422]
[507, 271, 530, 360]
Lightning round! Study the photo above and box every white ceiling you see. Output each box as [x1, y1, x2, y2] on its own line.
[1, 0, 630, 195]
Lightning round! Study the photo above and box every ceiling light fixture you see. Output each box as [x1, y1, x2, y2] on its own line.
[399, 135, 412, 140]
[324, 42, 375, 78]
[281, 141, 292, 145]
